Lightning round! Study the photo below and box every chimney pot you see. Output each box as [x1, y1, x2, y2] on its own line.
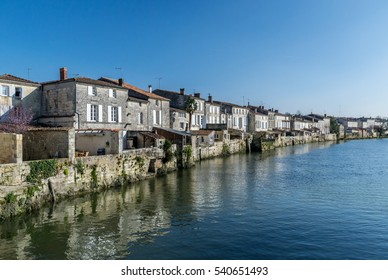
[194, 93, 200, 98]
[60, 67, 68, 81]
[208, 94, 213, 103]
[180, 88, 185, 95]
[148, 85, 152, 93]
[118, 78, 124, 86]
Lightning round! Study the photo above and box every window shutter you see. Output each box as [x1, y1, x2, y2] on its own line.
[118, 106, 122, 123]
[9, 85, 15, 97]
[88, 86, 93, 96]
[159, 111, 162, 125]
[98, 105, 103, 122]
[108, 89, 113, 98]
[86, 104, 91, 121]
[107, 106, 112, 122]
[153, 110, 156, 125]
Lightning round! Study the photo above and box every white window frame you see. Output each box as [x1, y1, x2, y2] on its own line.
[1, 85, 9, 96]
[89, 104, 98, 122]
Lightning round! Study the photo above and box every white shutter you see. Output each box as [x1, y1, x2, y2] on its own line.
[153, 110, 156, 125]
[88, 86, 93, 96]
[9, 85, 15, 97]
[108, 89, 113, 98]
[98, 105, 103, 122]
[118, 106, 122, 123]
[159, 111, 162, 125]
[86, 104, 91, 121]
[107, 106, 112, 122]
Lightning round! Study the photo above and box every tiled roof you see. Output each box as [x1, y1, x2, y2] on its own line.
[100, 77, 169, 101]
[0, 74, 40, 85]
[43, 77, 126, 89]
[192, 130, 213, 136]
[140, 131, 165, 139]
[154, 89, 205, 101]
[213, 100, 245, 109]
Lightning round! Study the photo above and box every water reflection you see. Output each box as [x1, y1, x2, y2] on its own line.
[2, 140, 388, 259]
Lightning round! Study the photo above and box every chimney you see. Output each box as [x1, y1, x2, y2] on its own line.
[180, 88, 185, 95]
[247, 101, 250, 106]
[60, 67, 67, 81]
[148, 85, 152, 93]
[275, 110, 279, 113]
[194, 93, 200, 98]
[118, 78, 124, 86]
[208, 94, 213, 103]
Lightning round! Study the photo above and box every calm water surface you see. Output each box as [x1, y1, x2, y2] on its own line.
[1, 139, 388, 259]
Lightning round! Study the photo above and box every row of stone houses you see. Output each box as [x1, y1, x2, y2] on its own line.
[3, 67, 384, 157]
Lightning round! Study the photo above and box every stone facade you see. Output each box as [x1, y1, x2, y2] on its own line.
[153, 89, 205, 130]
[23, 128, 75, 161]
[214, 101, 248, 132]
[0, 133, 22, 164]
[40, 70, 128, 130]
[75, 130, 122, 156]
[170, 107, 188, 131]
[0, 74, 41, 122]
[98, 78, 171, 130]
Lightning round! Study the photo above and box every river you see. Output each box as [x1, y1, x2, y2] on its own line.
[1, 139, 388, 259]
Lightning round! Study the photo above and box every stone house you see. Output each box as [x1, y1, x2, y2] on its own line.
[192, 129, 215, 147]
[153, 88, 205, 130]
[274, 111, 291, 131]
[247, 105, 269, 133]
[214, 101, 248, 132]
[39, 68, 128, 130]
[307, 113, 331, 134]
[99, 78, 170, 130]
[0, 74, 41, 122]
[170, 107, 189, 131]
[205, 95, 222, 127]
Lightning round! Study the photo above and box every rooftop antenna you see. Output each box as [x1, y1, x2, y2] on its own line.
[27, 67, 32, 79]
[115, 67, 123, 78]
[156, 77, 162, 89]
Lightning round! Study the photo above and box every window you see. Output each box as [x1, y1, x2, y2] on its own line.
[179, 112, 185, 118]
[90, 105, 98, 121]
[111, 106, 118, 122]
[1, 85, 9, 96]
[88, 86, 97, 96]
[180, 122, 185, 129]
[15, 87, 22, 99]
[109, 89, 117, 98]
[156, 100, 160, 106]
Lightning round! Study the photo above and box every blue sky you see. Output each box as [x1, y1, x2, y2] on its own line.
[1, 0, 388, 117]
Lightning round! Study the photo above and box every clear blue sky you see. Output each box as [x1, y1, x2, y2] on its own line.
[1, 0, 388, 117]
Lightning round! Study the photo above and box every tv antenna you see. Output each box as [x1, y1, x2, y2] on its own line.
[27, 67, 32, 79]
[156, 77, 162, 89]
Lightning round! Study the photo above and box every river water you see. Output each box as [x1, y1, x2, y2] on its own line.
[1, 139, 388, 260]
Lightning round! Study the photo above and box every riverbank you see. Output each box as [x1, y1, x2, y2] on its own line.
[0, 138, 250, 220]
[2, 132, 363, 221]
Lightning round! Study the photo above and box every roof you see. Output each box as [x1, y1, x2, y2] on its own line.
[0, 74, 40, 85]
[43, 77, 126, 89]
[213, 100, 246, 109]
[100, 77, 169, 101]
[154, 89, 205, 101]
[154, 127, 192, 137]
[140, 131, 165, 139]
[191, 129, 214, 136]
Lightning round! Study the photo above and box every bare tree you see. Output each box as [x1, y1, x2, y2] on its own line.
[0, 107, 34, 134]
